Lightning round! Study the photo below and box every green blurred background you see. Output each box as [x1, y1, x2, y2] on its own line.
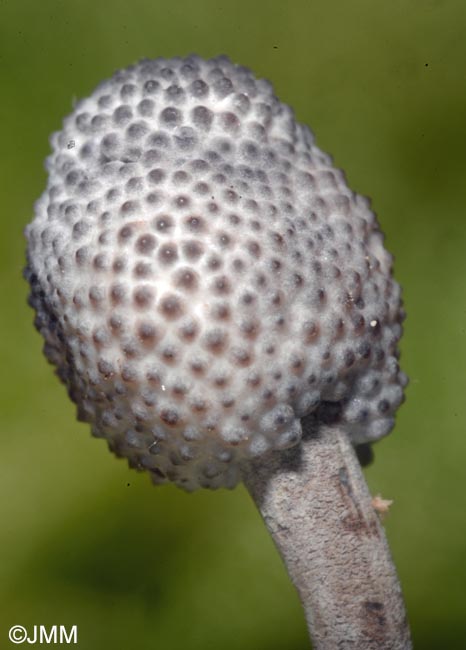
[1, 0, 465, 648]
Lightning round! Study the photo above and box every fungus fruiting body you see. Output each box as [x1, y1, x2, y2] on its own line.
[25, 55, 411, 649]
[25, 55, 406, 490]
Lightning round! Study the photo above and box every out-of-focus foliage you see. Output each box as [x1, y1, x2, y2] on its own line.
[1, 1, 465, 648]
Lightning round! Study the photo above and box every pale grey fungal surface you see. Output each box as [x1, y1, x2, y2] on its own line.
[25, 54, 407, 490]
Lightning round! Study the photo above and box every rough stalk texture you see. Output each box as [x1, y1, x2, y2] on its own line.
[242, 419, 412, 650]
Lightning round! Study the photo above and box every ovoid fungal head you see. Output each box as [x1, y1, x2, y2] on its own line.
[25, 55, 407, 490]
